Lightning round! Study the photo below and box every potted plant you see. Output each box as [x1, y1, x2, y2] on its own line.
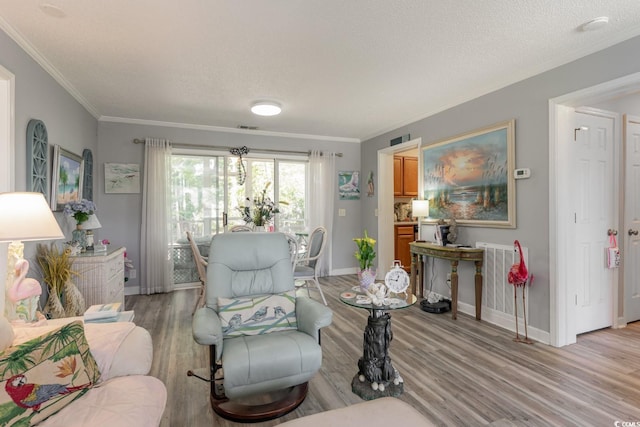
[238, 183, 287, 231]
[36, 244, 85, 318]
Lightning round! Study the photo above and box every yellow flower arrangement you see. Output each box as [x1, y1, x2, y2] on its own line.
[353, 230, 376, 270]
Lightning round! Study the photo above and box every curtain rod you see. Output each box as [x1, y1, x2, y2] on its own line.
[132, 139, 343, 157]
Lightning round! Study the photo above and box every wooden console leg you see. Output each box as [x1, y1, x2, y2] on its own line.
[450, 260, 459, 320]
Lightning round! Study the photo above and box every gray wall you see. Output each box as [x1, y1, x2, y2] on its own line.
[0, 27, 98, 309]
[97, 121, 361, 291]
[361, 35, 640, 333]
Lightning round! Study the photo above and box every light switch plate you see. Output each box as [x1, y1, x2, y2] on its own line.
[338, 208, 346, 217]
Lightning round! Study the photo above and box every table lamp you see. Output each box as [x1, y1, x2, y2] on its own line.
[82, 214, 102, 251]
[0, 192, 65, 322]
[411, 199, 430, 241]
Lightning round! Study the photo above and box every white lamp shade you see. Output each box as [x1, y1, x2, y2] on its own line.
[82, 214, 102, 230]
[412, 199, 430, 218]
[0, 192, 65, 242]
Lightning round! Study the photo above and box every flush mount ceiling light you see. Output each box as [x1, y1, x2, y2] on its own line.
[579, 16, 609, 32]
[251, 101, 282, 116]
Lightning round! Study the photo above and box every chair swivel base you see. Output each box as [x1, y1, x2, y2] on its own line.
[211, 382, 308, 423]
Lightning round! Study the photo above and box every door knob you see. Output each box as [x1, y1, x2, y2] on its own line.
[629, 229, 639, 236]
[608, 229, 618, 236]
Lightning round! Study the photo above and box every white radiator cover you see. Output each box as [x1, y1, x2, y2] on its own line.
[475, 241, 529, 327]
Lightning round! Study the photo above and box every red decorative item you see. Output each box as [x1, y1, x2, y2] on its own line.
[508, 240, 533, 344]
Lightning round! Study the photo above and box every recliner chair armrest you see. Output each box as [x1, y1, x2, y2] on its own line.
[296, 296, 333, 341]
[193, 307, 224, 358]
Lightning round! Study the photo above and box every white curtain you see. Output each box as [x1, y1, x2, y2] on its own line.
[308, 150, 336, 277]
[140, 138, 173, 294]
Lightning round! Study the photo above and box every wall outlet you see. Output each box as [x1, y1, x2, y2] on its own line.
[338, 208, 346, 217]
[129, 268, 136, 279]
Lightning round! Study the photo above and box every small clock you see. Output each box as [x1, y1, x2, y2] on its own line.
[384, 261, 410, 294]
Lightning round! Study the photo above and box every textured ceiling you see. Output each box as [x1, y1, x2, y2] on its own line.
[1, 1, 640, 141]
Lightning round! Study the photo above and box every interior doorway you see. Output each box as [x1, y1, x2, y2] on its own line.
[0, 63, 15, 316]
[377, 138, 422, 281]
[550, 72, 640, 347]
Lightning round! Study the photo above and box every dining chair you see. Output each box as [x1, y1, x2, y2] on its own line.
[293, 226, 327, 305]
[284, 233, 299, 273]
[186, 231, 208, 314]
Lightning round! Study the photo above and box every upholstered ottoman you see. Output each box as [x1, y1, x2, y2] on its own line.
[279, 397, 434, 427]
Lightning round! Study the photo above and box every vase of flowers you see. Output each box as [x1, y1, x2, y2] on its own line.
[354, 230, 377, 291]
[238, 183, 287, 229]
[64, 199, 96, 252]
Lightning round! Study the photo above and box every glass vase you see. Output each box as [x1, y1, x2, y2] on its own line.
[357, 268, 377, 292]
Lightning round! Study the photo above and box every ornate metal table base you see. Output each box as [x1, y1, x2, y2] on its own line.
[351, 311, 404, 400]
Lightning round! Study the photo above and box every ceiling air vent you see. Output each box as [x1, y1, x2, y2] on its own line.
[237, 125, 259, 130]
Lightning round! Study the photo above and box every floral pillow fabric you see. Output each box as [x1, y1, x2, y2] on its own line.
[0, 320, 100, 426]
[218, 290, 297, 337]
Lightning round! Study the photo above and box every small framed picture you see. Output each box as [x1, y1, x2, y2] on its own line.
[105, 163, 141, 194]
[338, 171, 360, 200]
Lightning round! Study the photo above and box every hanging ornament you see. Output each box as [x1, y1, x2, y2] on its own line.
[230, 146, 250, 185]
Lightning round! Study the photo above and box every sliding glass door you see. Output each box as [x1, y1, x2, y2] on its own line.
[170, 152, 308, 286]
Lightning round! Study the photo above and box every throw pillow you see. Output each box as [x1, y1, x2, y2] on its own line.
[218, 290, 297, 337]
[0, 320, 100, 426]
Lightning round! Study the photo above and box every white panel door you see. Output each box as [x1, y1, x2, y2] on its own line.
[624, 115, 640, 323]
[573, 111, 616, 334]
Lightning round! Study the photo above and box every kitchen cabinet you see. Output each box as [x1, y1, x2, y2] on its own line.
[393, 156, 418, 197]
[394, 225, 414, 272]
[70, 247, 125, 307]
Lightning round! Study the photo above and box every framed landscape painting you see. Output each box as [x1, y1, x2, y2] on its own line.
[51, 145, 83, 211]
[104, 163, 140, 193]
[421, 120, 516, 228]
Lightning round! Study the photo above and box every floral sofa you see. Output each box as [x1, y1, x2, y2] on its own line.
[0, 315, 166, 426]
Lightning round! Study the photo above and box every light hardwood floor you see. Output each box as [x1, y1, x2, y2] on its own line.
[126, 275, 640, 426]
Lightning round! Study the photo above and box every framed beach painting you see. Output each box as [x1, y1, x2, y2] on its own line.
[104, 163, 140, 193]
[421, 120, 516, 228]
[50, 145, 83, 211]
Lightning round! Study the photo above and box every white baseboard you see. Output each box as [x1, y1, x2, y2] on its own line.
[457, 301, 550, 345]
[330, 267, 358, 276]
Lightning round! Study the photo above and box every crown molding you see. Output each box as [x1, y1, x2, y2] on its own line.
[0, 16, 100, 119]
[99, 116, 361, 143]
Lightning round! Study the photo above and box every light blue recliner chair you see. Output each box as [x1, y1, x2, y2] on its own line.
[191, 232, 333, 422]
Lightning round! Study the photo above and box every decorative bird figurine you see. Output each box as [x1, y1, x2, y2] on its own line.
[246, 306, 269, 323]
[5, 374, 91, 412]
[8, 258, 42, 322]
[507, 240, 533, 344]
[8, 259, 42, 303]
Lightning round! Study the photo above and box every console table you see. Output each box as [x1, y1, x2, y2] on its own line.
[409, 242, 484, 320]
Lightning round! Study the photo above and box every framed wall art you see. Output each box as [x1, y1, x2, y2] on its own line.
[338, 171, 360, 200]
[51, 145, 83, 211]
[421, 120, 516, 228]
[105, 163, 141, 193]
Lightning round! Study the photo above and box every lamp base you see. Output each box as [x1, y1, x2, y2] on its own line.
[72, 227, 87, 252]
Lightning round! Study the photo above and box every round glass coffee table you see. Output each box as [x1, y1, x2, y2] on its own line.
[340, 288, 417, 400]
